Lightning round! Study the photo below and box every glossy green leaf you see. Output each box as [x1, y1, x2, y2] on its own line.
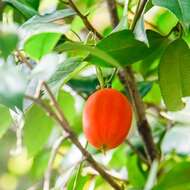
[138, 81, 153, 98]
[152, 0, 190, 28]
[134, 14, 148, 44]
[22, 0, 40, 10]
[56, 42, 120, 67]
[153, 161, 190, 190]
[89, 30, 149, 67]
[3, 0, 37, 18]
[67, 76, 99, 96]
[0, 33, 19, 59]
[84, 0, 96, 7]
[48, 57, 87, 93]
[144, 83, 161, 104]
[22, 9, 75, 28]
[0, 105, 12, 138]
[0, 64, 27, 110]
[140, 31, 169, 77]
[127, 155, 146, 188]
[159, 39, 190, 111]
[112, 77, 152, 98]
[113, 0, 129, 32]
[144, 6, 178, 35]
[24, 104, 54, 156]
[24, 32, 61, 60]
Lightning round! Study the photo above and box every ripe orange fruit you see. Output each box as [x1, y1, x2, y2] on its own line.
[83, 88, 132, 150]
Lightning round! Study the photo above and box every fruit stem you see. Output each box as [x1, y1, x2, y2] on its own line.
[96, 66, 105, 89]
[101, 144, 107, 156]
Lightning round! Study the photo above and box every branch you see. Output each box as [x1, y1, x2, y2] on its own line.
[126, 140, 149, 166]
[119, 69, 158, 162]
[130, 0, 148, 31]
[105, 0, 159, 162]
[106, 0, 119, 28]
[67, 0, 103, 39]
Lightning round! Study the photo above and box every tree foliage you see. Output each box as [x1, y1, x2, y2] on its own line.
[0, 0, 190, 190]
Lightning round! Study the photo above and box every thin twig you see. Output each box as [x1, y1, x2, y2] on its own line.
[67, 0, 103, 39]
[126, 140, 149, 166]
[130, 0, 148, 31]
[106, 0, 159, 162]
[42, 82, 71, 131]
[96, 66, 105, 89]
[34, 80, 44, 98]
[43, 136, 68, 190]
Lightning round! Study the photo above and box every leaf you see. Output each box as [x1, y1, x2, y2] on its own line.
[109, 146, 126, 168]
[3, 0, 37, 18]
[140, 31, 169, 77]
[161, 126, 190, 155]
[23, 0, 40, 10]
[21, 8, 75, 29]
[56, 42, 120, 67]
[48, 57, 86, 93]
[24, 104, 54, 156]
[144, 6, 178, 35]
[0, 64, 27, 110]
[144, 83, 161, 105]
[21, 9, 76, 33]
[138, 81, 153, 98]
[30, 150, 50, 179]
[159, 39, 190, 111]
[57, 90, 82, 133]
[0, 33, 19, 59]
[152, 0, 190, 29]
[58, 91, 76, 123]
[67, 76, 99, 96]
[31, 53, 62, 81]
[134, 14, 148, 44]
[24, 32, 61, 60]
[67, 171, 90, 190]
[113, 0, 129, 32]
[89, 30, 149, 67]
[0, 105, 12, 138]
[144, 160, 159, 190]
[21, 9, 74, 48]
[112, 77, 152, 98]
[153, 161, 190, 190]
[127, 155, 146, 188]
